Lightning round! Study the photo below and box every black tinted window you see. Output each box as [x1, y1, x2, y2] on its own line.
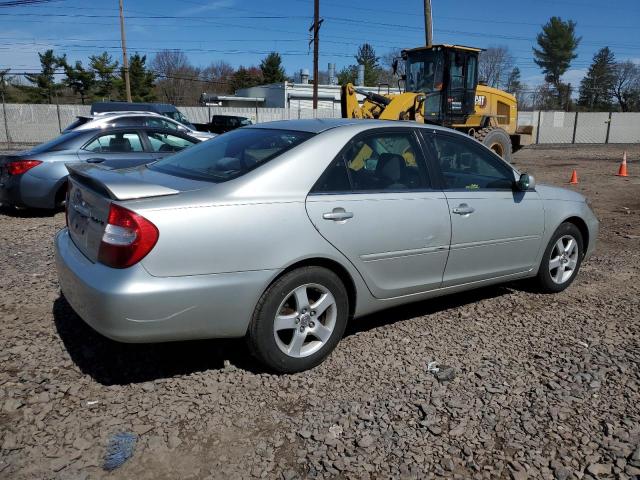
[149, 128, 313, 182]
[428, 134, 514, 190]
[113, 117, 143, 127]
[312, 158, 350, 193]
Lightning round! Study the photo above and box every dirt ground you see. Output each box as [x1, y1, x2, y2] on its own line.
[1, 144, 639, 480]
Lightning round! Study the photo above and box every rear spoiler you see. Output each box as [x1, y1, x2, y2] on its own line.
[66, 163, 179, 201]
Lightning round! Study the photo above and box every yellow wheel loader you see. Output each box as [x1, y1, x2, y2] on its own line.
[341, 44, 533, 162]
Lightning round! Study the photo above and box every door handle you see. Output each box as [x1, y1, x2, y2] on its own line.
[452, 203, 475, 215]
[86, 158, 105, 163]
[322, 208, 354, 221]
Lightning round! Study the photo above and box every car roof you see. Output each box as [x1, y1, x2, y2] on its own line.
[91, 102, 177, 113]
[90, 111, 166, 119]
[79, 126, 199, 139]
[247, 118, 454, 134]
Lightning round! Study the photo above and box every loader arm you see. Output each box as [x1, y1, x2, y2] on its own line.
[340, 83, 426, 122]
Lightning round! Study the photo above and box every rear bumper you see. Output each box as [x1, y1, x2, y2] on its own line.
[55, 228, 277, 343]
[0, 172, 58, 209]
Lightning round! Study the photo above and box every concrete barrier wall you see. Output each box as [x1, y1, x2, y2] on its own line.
[1, 103, 639, 146]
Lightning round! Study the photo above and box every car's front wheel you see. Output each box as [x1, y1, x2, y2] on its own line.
[247, 266, 349, 373]
[535, 222, 584, 293]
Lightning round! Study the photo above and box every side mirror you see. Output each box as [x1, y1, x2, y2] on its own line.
[516, 173, 535, 191]
[392, 59, 399, 76]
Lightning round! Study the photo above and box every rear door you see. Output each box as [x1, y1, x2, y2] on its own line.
[305, 128, 452, 299]
[420, 129, 545, 286]
[77, 130, 156, 168]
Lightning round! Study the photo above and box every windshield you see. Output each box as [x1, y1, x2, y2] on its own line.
[165, 111, 195, 129]
[406, 50, 444, 93]
[149, 128, 313, 182]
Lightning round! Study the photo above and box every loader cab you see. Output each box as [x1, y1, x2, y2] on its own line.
[402, 45, 480, 126]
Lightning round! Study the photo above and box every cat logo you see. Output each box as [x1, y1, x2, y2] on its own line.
[475, 95, 487, 108]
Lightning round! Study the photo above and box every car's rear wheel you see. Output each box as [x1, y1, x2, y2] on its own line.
[247, 266, 348, 373]
[535, 222, 584, 293]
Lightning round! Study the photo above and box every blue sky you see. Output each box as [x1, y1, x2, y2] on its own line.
[1, 0, 639, 89]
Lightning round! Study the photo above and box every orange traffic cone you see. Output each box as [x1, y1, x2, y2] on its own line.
[617, 151, 628, 177]
[569, 169, 578, 184]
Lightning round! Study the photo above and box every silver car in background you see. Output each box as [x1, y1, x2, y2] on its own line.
[65, 111, 215, 142]
[55, 119, 598, 372]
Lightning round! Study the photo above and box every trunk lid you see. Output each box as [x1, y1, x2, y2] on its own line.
[66, 163, 183, 262]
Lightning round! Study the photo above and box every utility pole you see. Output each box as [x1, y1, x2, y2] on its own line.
[310, 0, 321, 110]
[424, 0, 433, 47]
[119, 0, 132, 102]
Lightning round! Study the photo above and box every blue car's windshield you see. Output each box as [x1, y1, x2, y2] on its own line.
[149, 128, 313, 182]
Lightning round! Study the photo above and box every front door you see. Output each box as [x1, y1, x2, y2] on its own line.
[306, 128, 452, 299]
[422, 130, 545, 286]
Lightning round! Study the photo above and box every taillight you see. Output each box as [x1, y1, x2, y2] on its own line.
[7, 160, 42, 176]
[64, 187, 70, 227]
[97, 204, 159, 268]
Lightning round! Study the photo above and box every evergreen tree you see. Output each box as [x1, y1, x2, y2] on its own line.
[260, 52, 286, 84]
[117, 54, 156, 102]
[533, 17, 580, 108]
[24, 49, 66, 103]
[63, 60, 95, 104]
[506, 67, 522, 93]
[578, 47, 616, 111]
[229, 66, 263, 92]
[505, 67, 527, 106]
[337, 65, 357, 85]
[355, 43, 381, 86]
[90, 52, 119, 100]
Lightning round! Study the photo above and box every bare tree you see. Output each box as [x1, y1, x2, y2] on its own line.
[613, 61, 640, 112]
[0, 68, 13, 98]
[201, 60, 235, 94]
[478, 46, 514, 89]
[377, 49, 405, 88]
[151, 50, 201, 105]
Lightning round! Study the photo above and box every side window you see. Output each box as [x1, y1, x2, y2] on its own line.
[112, 116, 142, 127]
[312, 157, 350, 193]
[147, 132, 196, 153]
[345, 131, 428, 191]
[312, 131, 429, 193]
[429, 134, 514, 190]
[84, 132, 144, 153]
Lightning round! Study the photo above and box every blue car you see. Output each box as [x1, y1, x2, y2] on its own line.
[0, 126, 199, 210]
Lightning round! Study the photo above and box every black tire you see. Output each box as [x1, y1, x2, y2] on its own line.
[535, 222, 584, 293]
[54, 180, 68, 209]
[475, 127, 513, 163]
[247, 266, 349, 373]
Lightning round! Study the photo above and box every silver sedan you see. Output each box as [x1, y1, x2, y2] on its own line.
[55, 119, 598, 372]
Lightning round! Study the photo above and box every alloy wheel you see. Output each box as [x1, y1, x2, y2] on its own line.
[549, 235, 579, 284]
[273, 283, 337, 358]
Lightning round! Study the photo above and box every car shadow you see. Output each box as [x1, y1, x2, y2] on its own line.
[52, 296, 268, 386]
[0, 205, 60, 218]
[345, 284, 514, 337]
[53, 283, 521, 385]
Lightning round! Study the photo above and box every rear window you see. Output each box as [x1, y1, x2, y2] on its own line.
[63, 117, 90, 132]
[28, 131, 84, 154]
[149, 128, 313, 182]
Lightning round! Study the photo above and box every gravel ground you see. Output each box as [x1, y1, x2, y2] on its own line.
[1, 144, 639, 480]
